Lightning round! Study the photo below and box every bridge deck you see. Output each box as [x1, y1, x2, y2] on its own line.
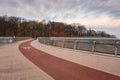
[32, 39, 120, 77]
[0, 39, 120, 80]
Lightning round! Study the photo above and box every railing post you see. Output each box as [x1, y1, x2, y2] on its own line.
[53, 40, 56, 46]
[92, 41, 96, 52]
[62, 39, 65, 48]
[47, 40, 49, 45]
[43, 39, 46, 44]
[115, 41, 119, 55]
[74, 40, 77, 49]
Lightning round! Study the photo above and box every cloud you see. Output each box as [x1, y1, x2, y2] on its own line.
[0, 0, 120, 24]
[0, 0, 120, 37]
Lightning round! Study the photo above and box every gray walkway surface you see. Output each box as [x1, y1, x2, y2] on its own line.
[31, 39, 120, 77]
[0, 39, 120, 80]
[0, 39, 54, 80]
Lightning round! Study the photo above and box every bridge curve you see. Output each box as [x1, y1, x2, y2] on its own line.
[19, 40, 120, 80]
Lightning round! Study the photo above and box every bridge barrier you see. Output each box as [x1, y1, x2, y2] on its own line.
[38, 37, 120, 56]
[0, 37, 31, 43]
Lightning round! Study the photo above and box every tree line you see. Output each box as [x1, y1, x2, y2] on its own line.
[0, 15, 116, 38]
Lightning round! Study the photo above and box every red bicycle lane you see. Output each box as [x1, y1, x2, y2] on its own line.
[19, 40, 120, 80]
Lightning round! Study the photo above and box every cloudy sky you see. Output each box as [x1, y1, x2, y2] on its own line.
[0, 0, 120, 38]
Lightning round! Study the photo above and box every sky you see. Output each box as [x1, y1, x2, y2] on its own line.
[0, 0, 120, 38]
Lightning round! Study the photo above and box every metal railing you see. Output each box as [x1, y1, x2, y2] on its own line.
[38, 37, 120, 56]
[0, 37, 31, 43]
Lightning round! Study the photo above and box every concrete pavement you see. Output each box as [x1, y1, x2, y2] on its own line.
[0, 39, 54, 80]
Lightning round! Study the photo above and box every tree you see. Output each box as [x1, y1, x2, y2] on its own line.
[0, 15, 116, 38]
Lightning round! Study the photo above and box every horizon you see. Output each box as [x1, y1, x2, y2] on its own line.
[0, 0, 120, 38]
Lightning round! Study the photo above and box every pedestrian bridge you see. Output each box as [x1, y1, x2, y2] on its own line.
[0, 38, 120, 80]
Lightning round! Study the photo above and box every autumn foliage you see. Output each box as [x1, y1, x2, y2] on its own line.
[0, 15, 115, 38]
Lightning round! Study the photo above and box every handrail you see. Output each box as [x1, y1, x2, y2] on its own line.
[50, 37, 120, 41]
[38, 37, 120, 56]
